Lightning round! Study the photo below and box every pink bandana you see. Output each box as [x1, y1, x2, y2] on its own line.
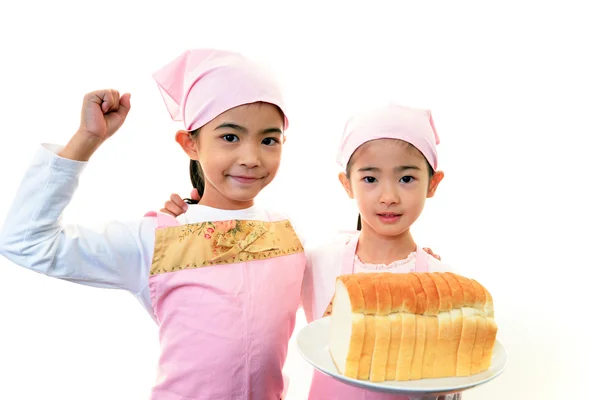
[337, 104, 440, 170]
[153, 49, 288, 131]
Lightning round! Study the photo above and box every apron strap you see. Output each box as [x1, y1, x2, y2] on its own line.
[322, 231, 360, 318]
[414, 246, 430, 272]
[144, 211, 180, 228]
[342, 232, 360, 275]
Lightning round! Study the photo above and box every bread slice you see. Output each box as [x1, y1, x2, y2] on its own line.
[329, 276, 365, 378]
[385, 275, 405, 380]
[370, 275, 392, 382]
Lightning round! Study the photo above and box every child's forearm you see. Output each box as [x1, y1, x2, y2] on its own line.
[58, 130, 105, 161]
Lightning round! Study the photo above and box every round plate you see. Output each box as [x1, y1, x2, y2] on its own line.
[296, 317, 507, 397]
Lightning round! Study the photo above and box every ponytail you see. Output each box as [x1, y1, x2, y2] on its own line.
[183, 160, 204, 204]
[185, 128, 204, 205]
[185, 160, 205, 204]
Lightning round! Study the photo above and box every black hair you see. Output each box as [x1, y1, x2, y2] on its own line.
[184, 127, 203, 205]
[346, 143, 435, 231]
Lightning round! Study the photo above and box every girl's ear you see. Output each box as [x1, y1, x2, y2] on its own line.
[427, 170, 445, 198]
[338, 172, 354, 199]
[176, 130, 198, 160]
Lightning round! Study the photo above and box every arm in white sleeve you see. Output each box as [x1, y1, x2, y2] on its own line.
[0, 144, 154, 294]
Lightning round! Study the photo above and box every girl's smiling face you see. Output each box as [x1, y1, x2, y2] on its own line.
[339, 138, 444, 237]
[177, 102, 285, 210]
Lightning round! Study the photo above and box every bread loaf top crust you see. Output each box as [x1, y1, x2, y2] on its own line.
[336, 272, 493, 317]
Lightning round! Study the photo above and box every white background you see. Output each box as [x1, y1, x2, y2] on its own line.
[0, 1, 598, 399]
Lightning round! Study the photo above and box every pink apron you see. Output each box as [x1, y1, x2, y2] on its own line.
[308, 233, 459, 400]
[146, 211, 305, 400]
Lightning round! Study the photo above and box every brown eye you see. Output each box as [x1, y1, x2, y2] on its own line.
[262, 137, 279, 146]
[222, 134, 239, 142]
[400, 176, 415, 183]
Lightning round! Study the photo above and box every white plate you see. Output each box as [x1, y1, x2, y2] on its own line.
[296, 317, 507, 398]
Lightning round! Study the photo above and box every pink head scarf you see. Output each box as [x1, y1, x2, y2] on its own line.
[152, 49, 288, 131]
[336, 104, 440, 170]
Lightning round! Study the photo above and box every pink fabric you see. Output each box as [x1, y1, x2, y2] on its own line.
[152, 49, 289, 131]
[308, 232, 430, 399]
[144, 211, 180, 228]
[336, 104, 440, 170]
[148, 214, 304, 399]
